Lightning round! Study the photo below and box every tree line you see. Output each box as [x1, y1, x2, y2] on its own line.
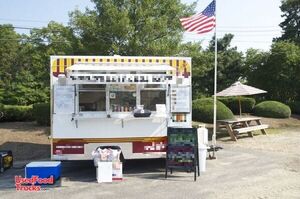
[0, 0, 299, 105]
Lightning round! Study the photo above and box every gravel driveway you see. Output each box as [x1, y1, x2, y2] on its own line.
[0, 124, 299, 199]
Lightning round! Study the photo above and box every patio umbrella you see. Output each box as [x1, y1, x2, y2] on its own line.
[216, 81, 267, 116]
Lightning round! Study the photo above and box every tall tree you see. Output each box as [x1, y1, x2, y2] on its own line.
[0, 25, 21, 104]
[278, 0, 300, 45]
[180, 34, 245, 98]
[179, 42, 213, 99]
[246, 41, 300, 102]
[206, 34, 245, 94]
[1, 22, 80, 105]
[70, 0, 194, 55]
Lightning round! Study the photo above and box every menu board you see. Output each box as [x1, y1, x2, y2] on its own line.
[171, 87, 190, 113]
[54, 85, 75, 114]
[165, 127, 199, 181]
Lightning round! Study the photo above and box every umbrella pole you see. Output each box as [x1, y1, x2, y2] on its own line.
[239, 96, 242, 117]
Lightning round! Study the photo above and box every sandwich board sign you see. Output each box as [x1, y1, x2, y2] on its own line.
[165, 127, 199, 181]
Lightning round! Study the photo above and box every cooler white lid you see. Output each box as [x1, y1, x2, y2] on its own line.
[26, 161, 61, 167]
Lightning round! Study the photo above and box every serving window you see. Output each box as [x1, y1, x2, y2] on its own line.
[110, 84, 136, 112]
[140, 84, 166, 111]
[77, 83, 167, 113]
[78, 85, 106, 112]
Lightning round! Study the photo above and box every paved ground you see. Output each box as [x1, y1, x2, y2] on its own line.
[0, 129, 300, 199]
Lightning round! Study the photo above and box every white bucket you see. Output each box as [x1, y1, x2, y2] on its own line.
[197, 127, 208, 145]
[198, 144, 208, 172]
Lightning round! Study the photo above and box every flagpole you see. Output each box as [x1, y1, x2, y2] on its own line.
[212, 0, 218, 159]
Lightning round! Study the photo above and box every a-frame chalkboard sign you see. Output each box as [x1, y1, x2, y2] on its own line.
[165, 127, 200, 181]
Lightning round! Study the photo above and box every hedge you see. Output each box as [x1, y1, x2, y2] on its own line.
[287, 101, 300, 115]
[218, 97, 256, 114]
[192, 98, 234, 123]
[0, 105, 34, 122]
[32, 103, 50, 126]
[0, 104, 4, 119]
[253, 101, 291, 118]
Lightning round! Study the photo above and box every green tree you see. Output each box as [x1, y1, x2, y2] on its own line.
[277, 0, 300, 45]
[0, 24, 21, 92]
[70, 0, 194, 55]
[180, 34, 245, 98]
[246, 41, 300, 102]
[0, 22, 80, 105]
[244, 48, 270, 88]
[0, 24, 22, 104]
[204, 34, 245, 95]
[179, 42, 213, 99]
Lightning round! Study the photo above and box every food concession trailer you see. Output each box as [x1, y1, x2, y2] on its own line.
[50, 56, 192, 160]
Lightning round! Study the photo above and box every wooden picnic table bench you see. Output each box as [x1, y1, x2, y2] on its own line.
[217, 117, 268, 141]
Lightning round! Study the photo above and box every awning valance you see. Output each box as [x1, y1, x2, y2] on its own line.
[66, 63, 175, 73]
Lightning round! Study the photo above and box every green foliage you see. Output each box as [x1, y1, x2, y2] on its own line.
[192, 98, 234, 123]
[218, 97, 256, 114]
[0, 104, 4, 119]
[246, 42, 300, 102]
[287, 101, 300, 114]
[32, 103, 50, 126]
[70, 0, 195, 55]
[182, 34, 245, 98]
[0, 24, 51, 105]
[0, 105, 34, 122]
[253, 101, 291, 118]
[0, 24, 21, 98]
[1, 0, 300, 109]
[277, 0, 300, 45]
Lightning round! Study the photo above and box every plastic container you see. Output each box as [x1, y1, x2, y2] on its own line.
[25, 161, 61, 183]
[97, 162, 112, 183]
[198, 144, 208, 172]
[197, 127, 208, 145]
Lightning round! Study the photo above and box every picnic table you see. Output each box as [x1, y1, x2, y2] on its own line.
[217, 117, 268, 141]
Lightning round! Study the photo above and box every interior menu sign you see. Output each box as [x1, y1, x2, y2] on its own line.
[171, 86, 190, 113]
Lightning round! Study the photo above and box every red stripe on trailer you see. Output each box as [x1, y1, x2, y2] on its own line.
[53, 142, 84, 154]
[132, 140, 167, 153]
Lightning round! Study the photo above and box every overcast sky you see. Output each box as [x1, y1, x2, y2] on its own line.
[0, 0, 283, 52]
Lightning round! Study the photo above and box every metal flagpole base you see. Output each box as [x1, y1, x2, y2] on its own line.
[210, 146, 217, 160]
[208, 145, 223, 159]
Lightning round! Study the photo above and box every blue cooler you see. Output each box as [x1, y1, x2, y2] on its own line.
[25, 161, 61, 184]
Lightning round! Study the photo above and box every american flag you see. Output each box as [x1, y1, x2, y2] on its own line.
[180, 0, 216, 34]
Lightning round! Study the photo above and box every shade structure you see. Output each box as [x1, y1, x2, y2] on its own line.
[216, 81, 267, 116]
[216, 81, 267, 97]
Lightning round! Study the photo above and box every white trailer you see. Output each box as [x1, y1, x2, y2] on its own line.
[50, 56, 192, 160]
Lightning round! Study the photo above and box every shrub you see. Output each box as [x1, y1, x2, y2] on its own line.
[287, 101, 300, 115]
[1, 105, 34, 122]
[253, 101, 291, 118]
[192, 98, 234, 123]
[32, 103, 50, 126]
[218, 97, 256, 114]
[0, 103, 4, 119]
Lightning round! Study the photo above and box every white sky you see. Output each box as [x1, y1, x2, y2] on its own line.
[0, 0, 283, 52]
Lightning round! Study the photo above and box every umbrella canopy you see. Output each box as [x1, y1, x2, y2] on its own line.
[216, 81, 267, 97]
[216, 81, 267, 117]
